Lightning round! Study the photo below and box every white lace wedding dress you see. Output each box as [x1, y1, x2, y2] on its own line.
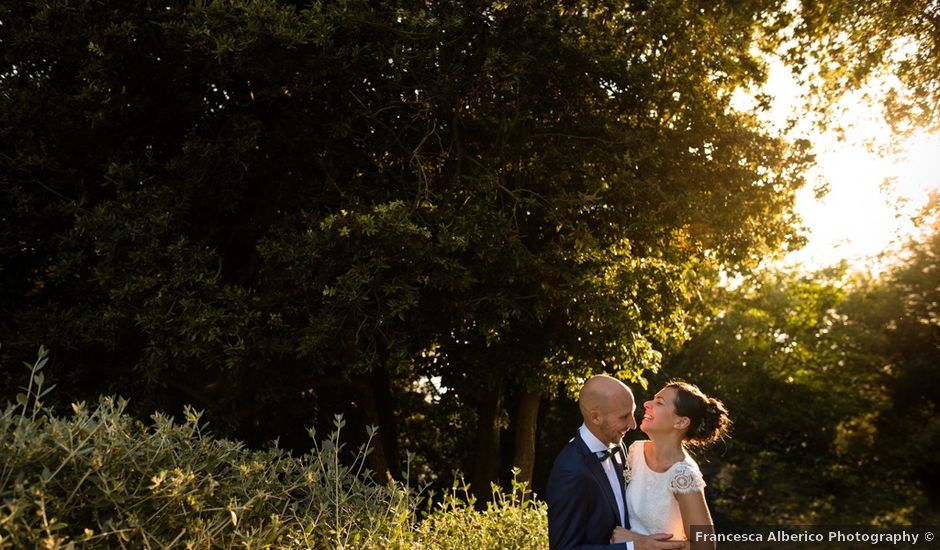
[623, 440, 705, 540]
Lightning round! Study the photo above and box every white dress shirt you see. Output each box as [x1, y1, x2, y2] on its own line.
[580, 424, 633, 550]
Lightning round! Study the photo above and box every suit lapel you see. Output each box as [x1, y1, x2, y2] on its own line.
[614, 442, 628, 526]
[575, 437, 621, 523]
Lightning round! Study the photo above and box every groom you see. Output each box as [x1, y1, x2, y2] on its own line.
[546, 375, 686, 550]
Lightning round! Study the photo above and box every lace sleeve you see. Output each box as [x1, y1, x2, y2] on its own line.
[668, 461, 705, 494]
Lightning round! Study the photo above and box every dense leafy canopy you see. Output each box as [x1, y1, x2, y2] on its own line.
[658, 203, 940, 522]
[1, 0, 813, 493]
[6, 0, 938, 519]
[788, 0, 940, 132]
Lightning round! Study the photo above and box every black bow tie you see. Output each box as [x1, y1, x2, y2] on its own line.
[598, 446, 624, 463]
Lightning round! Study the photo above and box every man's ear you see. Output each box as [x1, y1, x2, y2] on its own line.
[589, 410, 601, 425]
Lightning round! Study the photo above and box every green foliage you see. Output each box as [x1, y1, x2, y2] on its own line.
[1, 352, 411, 548]
[2, 0, 937, 519]
[843, 208, 940, 501]
[0, 348, 547, 549]
[1, 0, 813, 494]
[786, 0, 940, 132]
[416, 472, 548, 550]
[658, 254, 939, 525]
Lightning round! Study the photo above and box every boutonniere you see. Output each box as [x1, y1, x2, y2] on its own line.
[620, 444, 631, 484]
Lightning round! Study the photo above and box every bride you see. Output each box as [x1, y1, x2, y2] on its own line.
[612, 381, 731, 548]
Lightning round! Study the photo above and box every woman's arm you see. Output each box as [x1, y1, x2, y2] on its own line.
[675, 490, 713, 550]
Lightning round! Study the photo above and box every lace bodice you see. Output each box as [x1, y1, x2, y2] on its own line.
[624, 440, 705, 540]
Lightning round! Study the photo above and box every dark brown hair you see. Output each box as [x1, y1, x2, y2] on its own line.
[666, 380, 731, 446]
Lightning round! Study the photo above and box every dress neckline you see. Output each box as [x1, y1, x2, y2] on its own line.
[638, 440, 687, 474]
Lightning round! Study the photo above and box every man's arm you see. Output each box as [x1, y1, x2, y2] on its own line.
[611, 528, 689, 550]
[546, 463, 631, 550]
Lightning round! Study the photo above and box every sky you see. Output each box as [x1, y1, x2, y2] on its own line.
[738, 56, 940, 272]
[789, 129, 940, 270]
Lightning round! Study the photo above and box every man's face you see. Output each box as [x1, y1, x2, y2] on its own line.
[597, 390, 637, 445]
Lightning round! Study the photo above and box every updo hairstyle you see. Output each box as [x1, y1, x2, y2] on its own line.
[666, 380, 731, 446]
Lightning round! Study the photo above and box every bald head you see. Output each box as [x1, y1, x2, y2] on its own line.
[578, 375, 636, 445]
[579, 375, 632, 417]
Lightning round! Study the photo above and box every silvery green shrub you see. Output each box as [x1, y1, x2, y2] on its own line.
[1, 349, 417, 549]
[1, 348, 548, 549]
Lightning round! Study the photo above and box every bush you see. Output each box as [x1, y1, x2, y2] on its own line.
[0, 348, 547, 549]
[415, 476, 547, 550]
[0, 346, 417, 548]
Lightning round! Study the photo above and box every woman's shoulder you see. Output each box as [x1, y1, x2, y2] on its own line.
[679, 451, 701, 470]
[667, 454, 705, 494]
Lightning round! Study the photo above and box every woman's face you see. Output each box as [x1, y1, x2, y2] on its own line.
[641, 387, 682, 434]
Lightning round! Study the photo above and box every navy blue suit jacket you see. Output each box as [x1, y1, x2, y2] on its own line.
[546, 433, 629, 550]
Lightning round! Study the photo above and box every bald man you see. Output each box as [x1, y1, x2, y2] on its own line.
[546, 375, 686, 550]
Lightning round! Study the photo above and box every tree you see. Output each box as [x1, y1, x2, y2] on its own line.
[390, 0, 813, 493]
[658, 266, 924, 524]
[1, 0, 811, 496]
[786, 0, 940, 133]
[844, 200, 940, 505]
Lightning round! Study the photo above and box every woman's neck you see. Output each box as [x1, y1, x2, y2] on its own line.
[645, 435, 685, 470]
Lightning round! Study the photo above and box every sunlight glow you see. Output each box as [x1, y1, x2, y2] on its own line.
[736, 56, 940, 271]
[788, 131, 940, 270]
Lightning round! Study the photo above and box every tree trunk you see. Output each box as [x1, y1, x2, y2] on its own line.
[355, 375, 394, 482]
[369, 364, 402, 480]
[470, 378, 505, 502]
[512, 389, 541, 488]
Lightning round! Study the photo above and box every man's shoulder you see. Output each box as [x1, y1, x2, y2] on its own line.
[546, 436, 590, 501]
[550, 435, 588, 471]
[559, 433, 586, 453]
